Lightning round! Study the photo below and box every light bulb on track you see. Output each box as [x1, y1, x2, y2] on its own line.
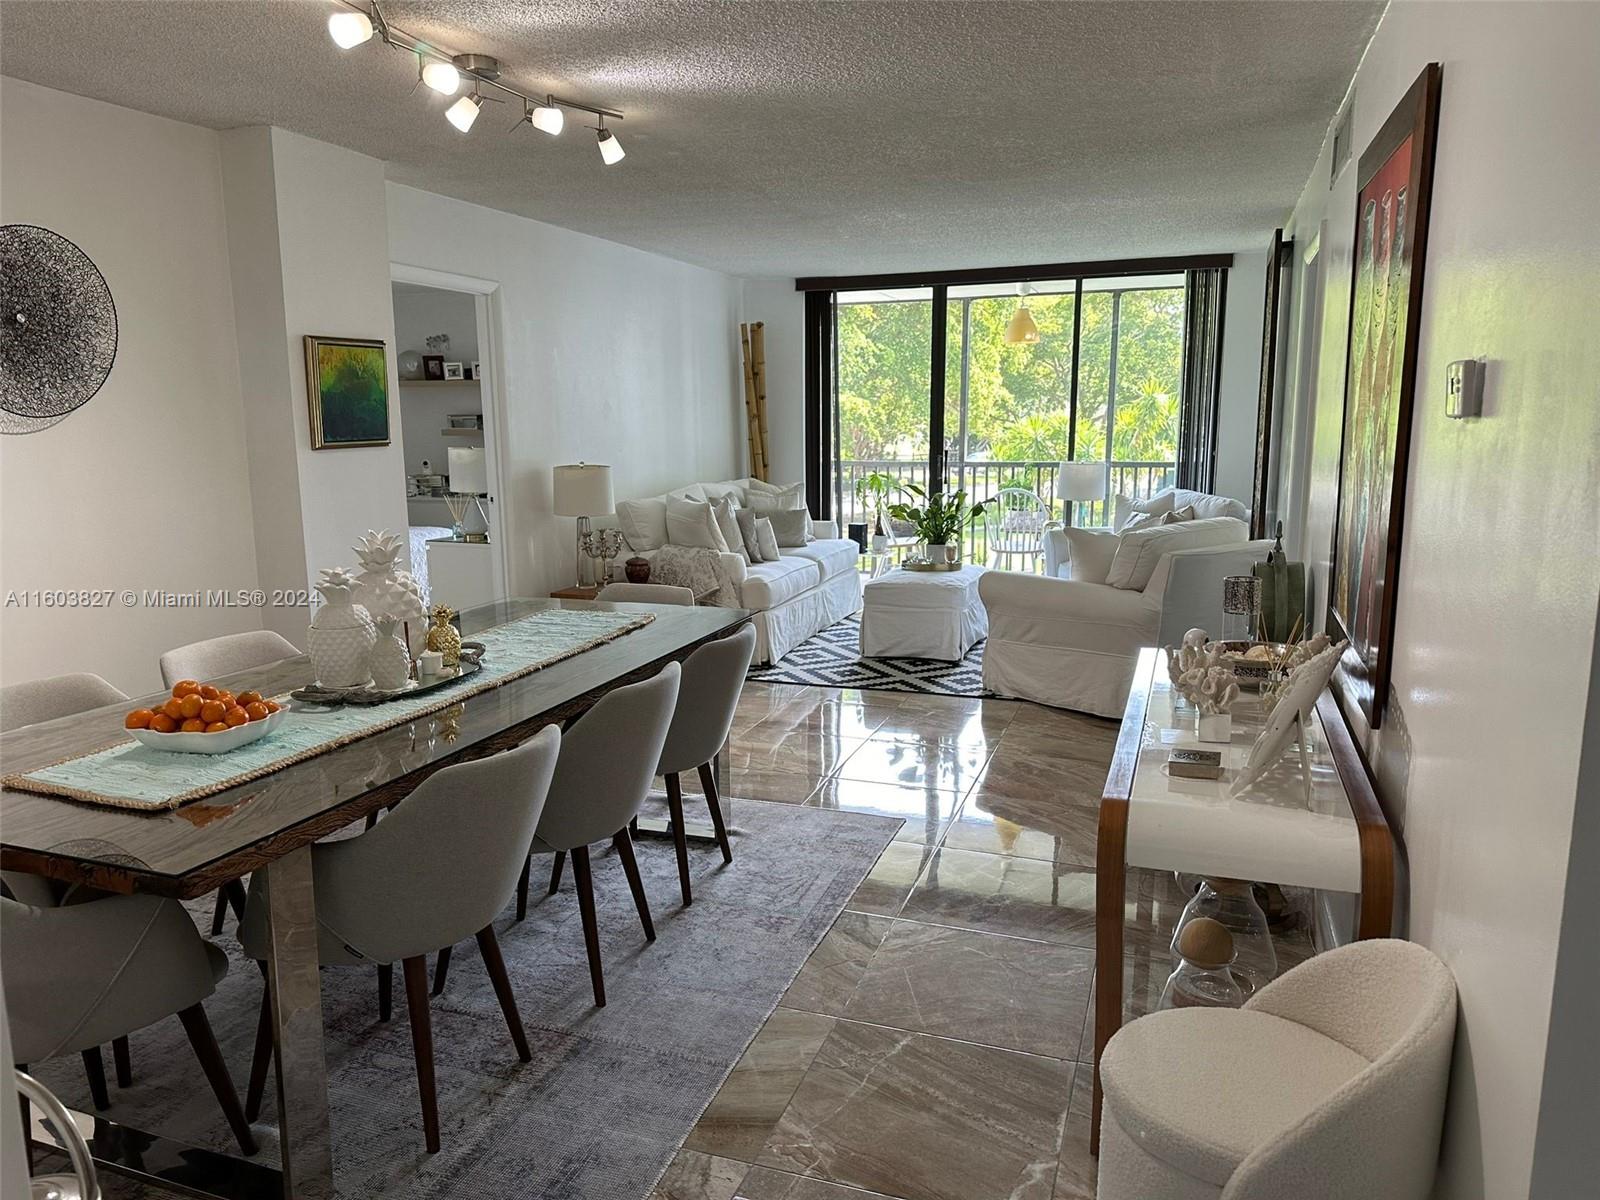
[530, 103, 564, 135]
[597, 127, 625, 165]
[422, 61, 461, 95]
[446, 93, 483, 133]
[327, 10, 374, 49]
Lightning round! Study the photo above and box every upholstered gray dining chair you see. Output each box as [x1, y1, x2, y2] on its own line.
[657, 624, 756, 905]
[158, 630, 301, 690]
[2, 894, 257, 1157]
[236, 725, 560, 1154]
[514, 664, 681, 1009]
[595, 582, 696, 605]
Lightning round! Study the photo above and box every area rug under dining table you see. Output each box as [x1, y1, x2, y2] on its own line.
[32, 795, 900, 1200]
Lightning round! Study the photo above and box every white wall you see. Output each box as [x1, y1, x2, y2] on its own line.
[1212, 248, 1267, 504]
[385, 183, 746, 597]
[741, 280, 807, 487]
[1275, 4, 1600, 1195]
[0, 78, 262, 695]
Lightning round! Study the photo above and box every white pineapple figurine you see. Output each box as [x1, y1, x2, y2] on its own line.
[308, 567, 375, 688]
[354, 529, 427, 688]
[369, 617, 412, 691]
[352, 529, 409, 613]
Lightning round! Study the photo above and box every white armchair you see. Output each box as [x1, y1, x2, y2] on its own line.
[980, 523, 1272, 716]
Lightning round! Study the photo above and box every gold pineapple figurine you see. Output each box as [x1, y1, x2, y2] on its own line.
[425, 604, 462, 668]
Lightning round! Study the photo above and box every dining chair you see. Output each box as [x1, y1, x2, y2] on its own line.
[983, 486, 1051, 572]
[0, 672, 139, 1104]
[511, 664, 681, 1009]
[595, 582, 696, 605]
[2, 893, 257, 1157]
[158, 631, 299, 933]
[656, 624, 756, 905]
[236, 725, 560, 1154]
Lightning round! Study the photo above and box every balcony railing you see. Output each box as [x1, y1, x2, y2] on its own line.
[833, 458, 1176, 566]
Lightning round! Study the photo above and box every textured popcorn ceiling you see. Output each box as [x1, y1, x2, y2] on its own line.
[0, 1, 1382, 278]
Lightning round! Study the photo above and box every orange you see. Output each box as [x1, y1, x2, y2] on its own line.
[244, 701, 270, 722]
[237, 690, 263, 707]
[199, 699, 226, 724]
[215, 690, 235, 708]
[263, 699, 281, 713]
[205, 721, 229, 733]
[124, 709, 154, 730]
[180, 718, 206, 733]
[199, 684, 221, 701]
[223, 706, 249, 727]
[150, 713, 178, 733]
[161, 697, 186, 721]
[179, 694, 204, 720]
[172, 680, 201, 699]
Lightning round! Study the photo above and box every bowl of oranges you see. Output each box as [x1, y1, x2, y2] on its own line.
[124, 681, 286, 754]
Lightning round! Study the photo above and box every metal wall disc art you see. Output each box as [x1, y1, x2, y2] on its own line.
[0, 224, 118, 434]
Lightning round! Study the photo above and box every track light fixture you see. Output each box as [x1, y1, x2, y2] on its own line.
[325, 1, 626, 160]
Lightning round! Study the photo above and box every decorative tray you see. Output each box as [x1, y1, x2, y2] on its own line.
[1212, 640, 1291, 689]
[291, 643, 484, 706]
[901, 561, 964, 573]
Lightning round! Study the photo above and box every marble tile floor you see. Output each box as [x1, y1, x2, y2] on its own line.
[652, 682, 1318, 1200]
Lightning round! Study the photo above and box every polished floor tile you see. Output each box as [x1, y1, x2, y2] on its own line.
[897, 846, 1099, 948]
[758, 1020, 1073, 1200]
[833, 735, 993, 794]
[752, 696, 899, 743]
[685, 1008, 838, 1163]
[970, 749, 1109, 809]
[806, 776, 963, 845]
[737, 1166, 910, 1200]
[782, 910, 894, 1017]
[939, 789, 1102, 866]
[841, 920, 1094, 1060]
[843, 841, 936, 917]
[651, 1149, 752, 1200]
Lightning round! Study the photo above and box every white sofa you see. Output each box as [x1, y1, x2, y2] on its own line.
[980, 514, 1272, 716]
[614, 478, 860, 665]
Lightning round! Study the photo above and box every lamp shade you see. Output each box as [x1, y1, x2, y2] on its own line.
[553, 463, 614, 517]
[1004, 304, 1040, 344]
[1056, 461, 1108, 502]
[447, 446, 488, 495]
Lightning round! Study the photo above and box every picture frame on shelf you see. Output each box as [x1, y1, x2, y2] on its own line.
[443, 361, 465, 381]
[1328, 62, 1441, 729]
[422, 354, 445, 380]
[447, 413, 483, 430]
[470, 360, 481, 381]
[303, 334, 390, 450]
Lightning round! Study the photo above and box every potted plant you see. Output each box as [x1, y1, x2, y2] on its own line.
[887, 483, 992, 565]
[855, 471, 899, 553]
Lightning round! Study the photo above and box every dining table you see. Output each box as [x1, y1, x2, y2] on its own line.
[0, 597, 752, 1200]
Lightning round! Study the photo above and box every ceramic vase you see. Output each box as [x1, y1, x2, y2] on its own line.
[369, 618, 411, 691]
[308, 568, 375, 688]
[625, 556, 651, 584]
[425, 604, 462, 668]
[1197, 711, 1233, 743]
[871, 533, 889, 554]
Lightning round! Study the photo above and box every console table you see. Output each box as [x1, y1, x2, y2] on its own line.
[1091, 646, 1393, 1151]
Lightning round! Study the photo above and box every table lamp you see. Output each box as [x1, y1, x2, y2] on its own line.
[446, 446, 490, 542]
[553, 463, 614, 587]
[1056, 461, 1108, 527]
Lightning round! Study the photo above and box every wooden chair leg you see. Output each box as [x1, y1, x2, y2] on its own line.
[515, 856, 531, 921]
[112, 1035, 132, 1088]
[665, 772, 692, 906]
[431, 946, 452, 997]
[245, 984, 274, 1123]
[210, 888, 230, 936]
[226, 878, 247, 919]
[570, 846, 606, 1008]
[177, 1003, 258, 1157]
[80, 1046, 110, 1111]
[476, 927, 531, 1062]
[378, 963, 393, 1021]
[401, 956, 441, 1153]
[612, 827, 656, 941]
[698, 761, 734, 864]
[548, 850, 567, 895]
[365, 810, 380, 830]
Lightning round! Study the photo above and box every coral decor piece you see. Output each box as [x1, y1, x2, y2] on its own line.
[308, 567, 376, 688]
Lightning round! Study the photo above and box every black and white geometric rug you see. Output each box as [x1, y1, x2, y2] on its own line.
[748, 613, 991, 697]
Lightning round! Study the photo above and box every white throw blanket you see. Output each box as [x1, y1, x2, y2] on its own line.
[650, 545, 740, 607]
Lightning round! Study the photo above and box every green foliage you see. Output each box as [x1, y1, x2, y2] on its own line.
[886, 483, 993, 545]
[853, 471, 899, 533]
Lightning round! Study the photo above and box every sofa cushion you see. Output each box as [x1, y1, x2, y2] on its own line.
[1106, 516, 1247, 591]
[747, 485, 812, 538]
[667, 484, 708, 502]
[765, 508, 812, 547]
[754, 518, 782, 563]
[784, 538, 860, 583]
[616, 496, 669, 552]
[1116, 488, 1247, 531]
[1056, 526, 1119, 584]
[711, 496, 749, 562]
[1114, 490, 1175, 531]
[740, 555, 820, 610]
[665, 498, 729, 552]
[700, 480, 746, 505]
[733, 506, 767, 561]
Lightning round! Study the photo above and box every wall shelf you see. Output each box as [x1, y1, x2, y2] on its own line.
[400, 379, 480, 388]
[440, 427, 483, 437]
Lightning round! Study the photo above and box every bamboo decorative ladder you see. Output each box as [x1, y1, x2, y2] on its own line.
[739, 321, 770, 481]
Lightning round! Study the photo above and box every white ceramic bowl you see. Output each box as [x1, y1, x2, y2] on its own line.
[128, 708, 286, 755]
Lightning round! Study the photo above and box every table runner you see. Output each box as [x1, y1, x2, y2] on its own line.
[4, 607, 655, 812]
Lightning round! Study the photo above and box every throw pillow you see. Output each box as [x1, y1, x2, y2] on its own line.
[1120, 509, 1164, 534]
[1056, 526, 1120, 584]
[765, 508, 810, 548]
[665, 498, 729, 552]
[1113, 490, 1175, 532]
[734, 506, 767, 561]
[753, 517, 782, 563]
[1159, 504, 1198, 525]
[747, 484, 812, 538]
[711, 496, 749, 563]
[1105, 516, 1248, 591]
[615, 496, 669, 552]
[1172, 488, 1249, 523]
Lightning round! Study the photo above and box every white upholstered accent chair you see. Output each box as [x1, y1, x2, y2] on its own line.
[3, 893, 257, 1157]
[596, 582, 696, 605]
[518, 664, 682, 1007]
[237, 726, 560, 1153]
[158, 630, 300, 689]
[1098, 938, 1457, 1200]
[656, 624, 757, 905]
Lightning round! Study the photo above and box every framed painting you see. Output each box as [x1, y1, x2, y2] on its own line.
[1328, 63, 1441, 728]
[304, 335, 390, 449]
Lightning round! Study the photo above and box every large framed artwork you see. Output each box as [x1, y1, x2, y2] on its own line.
[304, 334, 390, 449]
[1328, 63, 1441, 728]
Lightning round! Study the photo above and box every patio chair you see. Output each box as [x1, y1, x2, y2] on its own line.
[983, 486, 1051, 572]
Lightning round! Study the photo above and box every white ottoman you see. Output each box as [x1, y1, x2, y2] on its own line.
[860, 564, 988, 661]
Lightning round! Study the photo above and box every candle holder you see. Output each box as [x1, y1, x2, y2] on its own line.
[581, 528, 625, 586]
[1222, 575, 1262, 643]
